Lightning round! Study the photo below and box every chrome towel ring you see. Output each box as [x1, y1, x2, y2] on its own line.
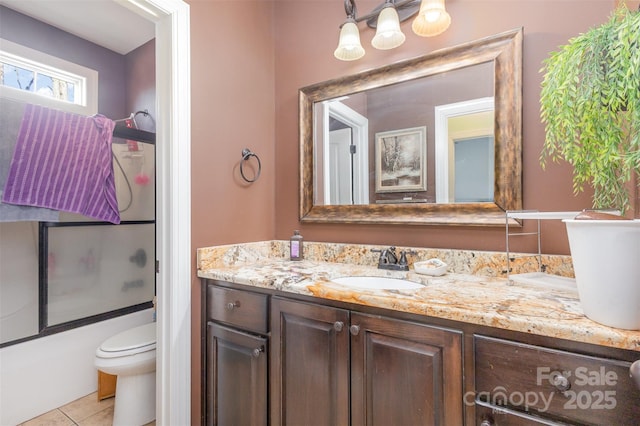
[240, 148, 261, 183]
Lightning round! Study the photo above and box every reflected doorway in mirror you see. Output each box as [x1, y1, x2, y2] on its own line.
[322, 100, 370, 205]
[434, 97, 494, 203]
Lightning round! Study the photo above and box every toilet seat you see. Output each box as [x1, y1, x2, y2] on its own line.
[96, 322, 156, 358]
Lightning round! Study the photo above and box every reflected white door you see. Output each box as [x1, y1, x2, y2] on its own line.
[328, 128, 353, 205]
[454, 136, 494, 202]
[323, 101, 369, 205]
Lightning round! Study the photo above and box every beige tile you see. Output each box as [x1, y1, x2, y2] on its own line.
[76, 406, 113, 426]
[59, 393, 114, 423]
[20, 409, 75, 426]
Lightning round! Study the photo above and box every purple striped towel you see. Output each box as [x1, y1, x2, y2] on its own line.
[1, 104, 120, 224]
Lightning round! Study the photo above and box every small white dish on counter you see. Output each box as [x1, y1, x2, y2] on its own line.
[414, 258, 447, 276]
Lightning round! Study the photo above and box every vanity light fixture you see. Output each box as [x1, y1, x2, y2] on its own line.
[371, 1, 406, 50]
[334, 0, 452, 61]
[412, 0, 451, 36]
[334, 17, 366, 60]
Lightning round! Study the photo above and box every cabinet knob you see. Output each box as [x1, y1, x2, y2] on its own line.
[631, 360, 640, 391]
[480, 419, 494, 426]
[252, 347, 263, 358]
[226, 301, 240, 310]
[349, 324, 360, 336]
[333, 321, 344, 332]
[551, 371, 571, 392]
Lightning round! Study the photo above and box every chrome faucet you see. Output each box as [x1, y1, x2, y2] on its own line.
[371, 246, 414, 271]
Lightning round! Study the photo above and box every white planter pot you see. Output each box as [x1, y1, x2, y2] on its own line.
[564, 219, 640, 330]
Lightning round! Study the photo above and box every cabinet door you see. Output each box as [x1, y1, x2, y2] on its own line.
[350, 312, 464, 426]
[206, 322, 267, 426]
[270, 297, 350, 426]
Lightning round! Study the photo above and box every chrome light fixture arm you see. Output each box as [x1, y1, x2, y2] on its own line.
[343, 0, 422, 28]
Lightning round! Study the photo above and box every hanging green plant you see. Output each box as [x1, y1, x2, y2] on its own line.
[539, 4, 640, 213]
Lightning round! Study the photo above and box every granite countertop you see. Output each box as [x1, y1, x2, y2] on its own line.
[197, 241, 640, 352]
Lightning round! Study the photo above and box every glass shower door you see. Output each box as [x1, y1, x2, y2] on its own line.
[44, 222, 155, 327]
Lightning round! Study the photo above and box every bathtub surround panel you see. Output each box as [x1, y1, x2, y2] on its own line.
[197, 241, 640, 352]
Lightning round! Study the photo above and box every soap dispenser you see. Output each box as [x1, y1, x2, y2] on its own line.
[290, 230, 303, 261]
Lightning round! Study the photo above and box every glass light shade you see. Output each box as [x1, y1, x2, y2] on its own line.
[334, 21, 365, 61]
[412, 0, 451, 37]
[371, 6, 405, 50]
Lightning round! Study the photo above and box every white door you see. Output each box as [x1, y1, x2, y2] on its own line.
[329, 128, 353, 204]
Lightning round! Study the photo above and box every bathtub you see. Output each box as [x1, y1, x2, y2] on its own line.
[0, 308, 153, 425]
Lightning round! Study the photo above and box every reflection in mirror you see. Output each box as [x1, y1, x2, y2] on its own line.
[315, 62, 494, 206]
[434, 96, 494, 203]
[300, 28, 523, 226]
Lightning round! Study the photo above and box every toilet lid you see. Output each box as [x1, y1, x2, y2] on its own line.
[100, 322, 156, 352]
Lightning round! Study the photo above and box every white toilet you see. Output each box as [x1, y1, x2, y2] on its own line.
[95, 322, 156, 426]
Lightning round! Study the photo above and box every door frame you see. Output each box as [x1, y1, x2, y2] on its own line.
[323, 101, 369, 205]
[120, 0, 191, 424]
[434, 97, 493, 203]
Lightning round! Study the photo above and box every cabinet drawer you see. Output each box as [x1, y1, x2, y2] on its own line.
[207, 285, 268, 334]
[476, 401, 567, 425]
[474, 335, 640, 425]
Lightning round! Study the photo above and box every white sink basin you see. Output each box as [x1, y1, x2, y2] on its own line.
[331, 276, 423, 290]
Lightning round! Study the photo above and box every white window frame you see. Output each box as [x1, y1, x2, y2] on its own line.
[0, 38, 98, 115]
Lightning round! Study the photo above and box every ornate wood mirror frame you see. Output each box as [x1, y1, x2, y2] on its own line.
[299, 28, 523, 226]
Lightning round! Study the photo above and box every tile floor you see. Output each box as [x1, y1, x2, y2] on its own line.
[18, 392, 155, 426]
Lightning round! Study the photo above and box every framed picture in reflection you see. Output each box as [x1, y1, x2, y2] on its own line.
[375, 126, 427, 193]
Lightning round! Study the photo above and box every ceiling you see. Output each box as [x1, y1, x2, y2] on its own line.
[0, 0, 155, 55]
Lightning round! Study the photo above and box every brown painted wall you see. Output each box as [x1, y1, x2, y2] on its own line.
[189, 0, 639, 422]
[273, 0, 629, 257]
[188, 1, 276, 421]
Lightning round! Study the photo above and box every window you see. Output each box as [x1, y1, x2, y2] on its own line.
[0, 38, 97, 115]
[2, 54, 78, 102]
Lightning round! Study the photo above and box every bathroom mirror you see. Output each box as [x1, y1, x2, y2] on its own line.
[300, 28, 522, 226]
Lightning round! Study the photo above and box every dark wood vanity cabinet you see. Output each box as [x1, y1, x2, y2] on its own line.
[270, 296, 464, 425]
[204, 284, 269, 426]
[203, 279, 640, 426]
[474, 335, 640, 425]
